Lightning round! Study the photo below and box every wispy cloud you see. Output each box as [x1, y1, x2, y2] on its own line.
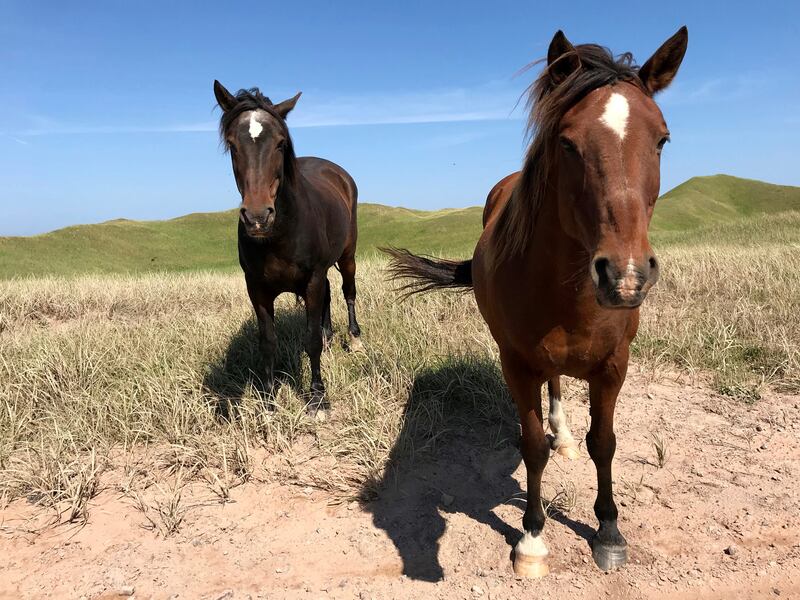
[1, 133, 30, 145]
[8, 82, 528, 137]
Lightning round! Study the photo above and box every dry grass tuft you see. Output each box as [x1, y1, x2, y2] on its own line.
[649, 432, 669, 469]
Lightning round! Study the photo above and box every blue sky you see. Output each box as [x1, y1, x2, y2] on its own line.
[1, 1, 798, 235]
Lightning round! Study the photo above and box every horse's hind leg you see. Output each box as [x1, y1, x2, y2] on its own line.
[303, 272, 329, 418]
[339, 250, 364, 352]
[547, 377, 579, 459]
[502, 352, 550, 578]
[321, 277, 333, 348]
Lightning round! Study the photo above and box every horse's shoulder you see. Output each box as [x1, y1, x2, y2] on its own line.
[483, 172, 521, 227]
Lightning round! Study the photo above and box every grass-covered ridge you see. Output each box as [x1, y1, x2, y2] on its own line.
[1, 174, 798, 279]
[651, 174, 800, 231]
[0, 204, 484, 279]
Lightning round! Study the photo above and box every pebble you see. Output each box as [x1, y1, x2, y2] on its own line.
[440, 493, 455, 507]
[472, 585, 485, 596]
[724, 544, 738, 557]
[118, 587, 135, 597]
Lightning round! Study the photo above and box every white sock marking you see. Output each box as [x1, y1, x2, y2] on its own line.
[548, 395, 576, 448]
[516, 531, 549, 557]
[248, 112, 264, 141]
[600, 93, 629, 140]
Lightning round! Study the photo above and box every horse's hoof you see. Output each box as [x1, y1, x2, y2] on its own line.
[513, 552, 549, 578]
[348, 334, 365, 353]
[555, 443, 580, 459]
[592, 541, 628, 571]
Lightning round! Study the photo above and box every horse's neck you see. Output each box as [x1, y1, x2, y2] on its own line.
[273, 167, 306, 234]
[528, 185, 586, 286]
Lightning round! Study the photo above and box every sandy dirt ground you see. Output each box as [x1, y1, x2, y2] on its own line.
[2, 370, 799, 599]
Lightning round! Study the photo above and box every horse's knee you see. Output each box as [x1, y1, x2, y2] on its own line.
[520, 434, 550, 471]
[586, 429, 616, 464]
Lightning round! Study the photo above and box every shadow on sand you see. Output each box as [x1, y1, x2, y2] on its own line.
[362, 355, 525, 582]
[202, 308, 307, 419]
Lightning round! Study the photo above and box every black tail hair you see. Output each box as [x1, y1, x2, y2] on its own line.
[381, 247, 473, 298]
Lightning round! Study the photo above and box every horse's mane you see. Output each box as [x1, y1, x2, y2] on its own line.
[493, 44, 647, 262]
[217, 87, 298, 185]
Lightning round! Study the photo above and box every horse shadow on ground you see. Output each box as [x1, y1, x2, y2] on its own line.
[202, 307, 307, 419]
[362, 356, 595, 582]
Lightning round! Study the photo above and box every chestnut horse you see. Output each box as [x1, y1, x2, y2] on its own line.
[214, 81, 363, 415]
[385, 28, 688, 575]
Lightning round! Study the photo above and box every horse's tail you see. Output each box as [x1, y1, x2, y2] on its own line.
[381, 247, 473, 298]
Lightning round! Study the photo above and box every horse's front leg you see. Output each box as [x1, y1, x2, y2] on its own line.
[587, 356, 628, 571]
[303, 271, 328, 416]
[500, 352, 551, 578]
[245, 278, 277, 397]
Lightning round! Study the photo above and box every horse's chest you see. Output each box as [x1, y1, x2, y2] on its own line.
[520, 314, 633, 379]
[534, 329, 611, 369]
[243, 253, 310, 293]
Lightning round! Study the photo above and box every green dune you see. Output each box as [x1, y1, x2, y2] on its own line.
[1, 175, 797, 279]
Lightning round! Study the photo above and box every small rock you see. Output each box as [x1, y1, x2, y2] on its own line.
[724, 544, 738, 557]
[440, 493, 454, 507]
[760, 443, 768, 450]
[118, 587, 135, 597]
[471, 585, 485, 596]
[756, 424, 763, 432]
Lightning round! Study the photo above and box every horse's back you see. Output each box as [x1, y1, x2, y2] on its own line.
[298, 157, 357, 211]
[483, 172, 520, 227]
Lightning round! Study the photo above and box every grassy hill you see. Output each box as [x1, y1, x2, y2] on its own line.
[0, 204, 485, 279]
[1, 175, 798, 279]
[650, 174, 800, 231]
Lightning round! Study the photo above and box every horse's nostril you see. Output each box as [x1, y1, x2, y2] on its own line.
[649, 256, 658, 272]
[593, 257, 611, 285]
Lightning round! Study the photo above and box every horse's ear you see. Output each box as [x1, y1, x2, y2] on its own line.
[274, 92, 302, 119]
[214, 80, 237, 112]
[638, 26, 688, 94]
[547, 30, 581, 85]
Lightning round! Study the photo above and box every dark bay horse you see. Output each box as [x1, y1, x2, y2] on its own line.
[385, 28, 688, 576]
[214, 81, 363, 415]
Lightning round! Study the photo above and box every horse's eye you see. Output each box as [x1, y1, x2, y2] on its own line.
[657, 135, 670, 154]
[276, 140, 286, 152]
[559, 137, 578, 154]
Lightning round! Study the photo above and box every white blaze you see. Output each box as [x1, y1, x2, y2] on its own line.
[600, 93, 629, 140]
[248, 112, 263, 141]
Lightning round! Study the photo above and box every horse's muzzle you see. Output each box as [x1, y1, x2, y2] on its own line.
[240, 207, 275, 238]
[590, 254, 659, 309]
